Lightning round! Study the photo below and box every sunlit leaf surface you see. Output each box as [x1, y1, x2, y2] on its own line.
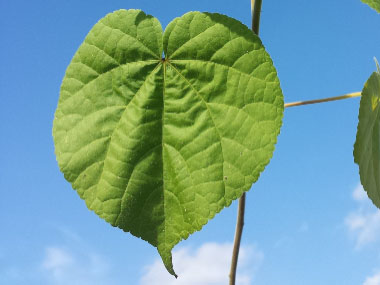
[53, 9, 284, 276]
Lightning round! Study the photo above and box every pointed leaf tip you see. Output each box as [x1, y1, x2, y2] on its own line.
[158, 245, 177, 278]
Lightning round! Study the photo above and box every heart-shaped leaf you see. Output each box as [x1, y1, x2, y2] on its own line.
[354, 64, 380, 208]
[53, 9, 284, 276]
[361, 0, 380, 13]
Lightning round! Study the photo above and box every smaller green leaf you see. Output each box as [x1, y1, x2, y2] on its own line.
[354, 66, 380, 208]
[361, 0, 380, 13]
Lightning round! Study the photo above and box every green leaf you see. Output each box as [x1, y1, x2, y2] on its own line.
[53, 9, 283, 276]
[361, 0, 380, 13]
[354, 68, 380, 208]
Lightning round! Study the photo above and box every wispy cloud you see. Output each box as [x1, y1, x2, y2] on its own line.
[140, 242, 263, 285]
[0, 228, 117, 285]
[353, 184, 369, 202]
[364, 271, 380, 285]
[42, 247, 74, 277]
[345, 184, 380, 248]
[41, 246, 112, 285]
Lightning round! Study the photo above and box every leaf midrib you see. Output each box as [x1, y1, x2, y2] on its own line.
[166, 61, 227, 198]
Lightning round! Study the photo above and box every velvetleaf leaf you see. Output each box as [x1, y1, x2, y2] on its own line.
[361, 0, 380, 13]
[354, 62, 380, 208]
[53, 9, 284, 276]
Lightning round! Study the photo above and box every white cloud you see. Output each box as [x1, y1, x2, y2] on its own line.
[41, 246, 112, 285]
[364, 271, 380, 285]
[140, 242, 263, 285]
[42, 247, 74, 278]
[1, 228, 122, 285]
[345, 184, 380, 248]
[353, 184, 370, 202]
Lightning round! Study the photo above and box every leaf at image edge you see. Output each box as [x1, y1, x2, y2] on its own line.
[361, 0, 380, 13]
[354, 70, 380, 208]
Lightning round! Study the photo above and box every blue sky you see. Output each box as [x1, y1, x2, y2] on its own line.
[0, 0, 379, 284]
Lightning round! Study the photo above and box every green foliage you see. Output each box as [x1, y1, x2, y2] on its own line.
[361, 0, 380, 12]
[354, 65, 380, 208]
[53, 9, 283, 276]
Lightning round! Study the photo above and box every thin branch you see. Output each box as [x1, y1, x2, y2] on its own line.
[229, 1, 262, 285]
[284, 92, 361, 108]
[251, 0, 263, 34]
[229, 193, 246, 285]
[229, 90, 361, 284]
[230, 2, 359, 283]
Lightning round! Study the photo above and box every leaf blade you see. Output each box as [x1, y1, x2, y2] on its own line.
[159, 11, 283, 273]
[361, 0, 380, 13]
[354, 70, 380, 208]
[53, 6, 167, 258]
[53, 10, 284, 277]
